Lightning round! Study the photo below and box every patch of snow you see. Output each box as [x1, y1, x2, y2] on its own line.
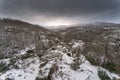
[0, 57, 40, 80]
[0, 58, 10, 64]
[19, 45, 35, 55]
[62, 53, 73, 64]
[111, 73, 120, 79]
[72, 40, 85, 50]
[53, 57, 100, 80]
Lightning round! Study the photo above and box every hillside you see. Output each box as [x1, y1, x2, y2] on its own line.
[0, 19, 120, 80]
[59, 23, 120, 74]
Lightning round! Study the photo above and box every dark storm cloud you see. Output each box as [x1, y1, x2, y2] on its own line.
[0, 0, 120, 26]
[0, 0, 120, 16]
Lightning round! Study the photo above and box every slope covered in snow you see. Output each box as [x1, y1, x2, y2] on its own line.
[0, 41, 119, 80]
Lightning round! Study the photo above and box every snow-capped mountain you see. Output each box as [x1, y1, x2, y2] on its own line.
[0, 19, 120, 80]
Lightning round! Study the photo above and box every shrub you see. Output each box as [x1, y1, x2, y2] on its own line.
[9, 58, 16, 64]
[112, 77, 117, 80]
[71, 61, 80, 71]
[35, 77, 49, 80]
[0, 62, 8, 72]
[103, 61, 120, 74]
[86, 56, 99, 65]
[105, 62, 116, 71]
[5, 78, 14, 80]
[48, 64, 58, 80]
[0, 53, 5, 59]
[98, 69, 111, 80]
[20, 53, 32, 60]
[35, 77, 40, 80]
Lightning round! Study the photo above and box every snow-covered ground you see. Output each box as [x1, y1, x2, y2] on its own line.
[0, 42, 120, 80]
[0, 57, 40, 80]
[38, 44, 120, 80]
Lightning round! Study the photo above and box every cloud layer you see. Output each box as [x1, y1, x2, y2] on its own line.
[0, 0, 120, 26]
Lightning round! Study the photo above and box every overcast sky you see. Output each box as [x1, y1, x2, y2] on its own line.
[0, 0, 120, 27]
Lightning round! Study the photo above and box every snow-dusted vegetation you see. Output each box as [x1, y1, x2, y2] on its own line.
[0, 19, 120, 80]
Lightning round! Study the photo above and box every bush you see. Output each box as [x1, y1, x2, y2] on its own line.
[71, 61, 80, 71]
[9, 58, 16, 64]
[0, 62, 8, 72]
[35, 77, 49, 80]
[20, 53, 33, 60]
[0, 53, 5, 59]
[112, 77, 117, 80]
[48, 64, 58, 80]
[35, 77, 40, 80]
[5, 78, 14, 80]
[86, 56, 99, 65]
[103, 61, 118, 73]
[98, 69, 111, 80]
[105, 61, 115, 70]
